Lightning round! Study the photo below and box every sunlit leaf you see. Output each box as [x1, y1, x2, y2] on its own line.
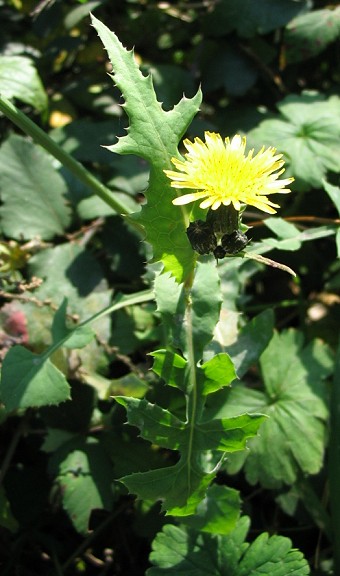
[116, 396, 265, 514]
[200, 353, 237, 395]
[92, 15, 202, 282]
[150, 349, 188, 392]
[115, 397, 186, 450]
[147, 516, 310, 575]
[181, 484, 241, 535]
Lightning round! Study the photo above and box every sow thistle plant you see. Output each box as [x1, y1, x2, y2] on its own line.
[0, 14, 313, 574]
[86, 16, 309, 573]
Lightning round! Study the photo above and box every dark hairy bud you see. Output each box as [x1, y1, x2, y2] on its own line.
[206, 204, 239, 238]
[221, 230, 249, 255]
[186, 220, 217, 255]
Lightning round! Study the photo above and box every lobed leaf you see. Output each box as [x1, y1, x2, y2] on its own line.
[120, 459, 215, 517]
[150, 349, 188, 392]
[147, 516, 310, 575]
[117, 394, 265, 514]
[220, 330, 333, 487]
[194, 414, 266, 452]
[91, 15, 202, 282]
[115, 397, 186, 450]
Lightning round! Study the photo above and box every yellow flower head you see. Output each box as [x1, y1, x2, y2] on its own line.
[164, 132, 294, 214]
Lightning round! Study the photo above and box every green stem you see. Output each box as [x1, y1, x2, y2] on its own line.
[183, 274, 206, 496]
[0, 96, 131, 216]
[184, 290, 197, 494]
[329, 340, 340, 569]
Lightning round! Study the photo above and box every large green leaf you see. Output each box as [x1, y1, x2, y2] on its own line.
[91, 15, 202, 282]
[116, 395, 265, 515]
[116, 258, 249, 515]
[151, 349, 236, 396]
[117, 397, 263, 453]
[248, 93, 340, 189]
[147, 516, 310, 575]
[220, 330, 333, 487]
[0, 135, 71, 240]
[0, 345, 71, 412]
[0, 55, 47, 112]
[284, 7, 340, 63]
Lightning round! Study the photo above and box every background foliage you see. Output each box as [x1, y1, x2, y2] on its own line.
[0, 0, 339, 574]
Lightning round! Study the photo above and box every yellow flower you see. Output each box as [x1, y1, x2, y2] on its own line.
[164, 132, 294, 214]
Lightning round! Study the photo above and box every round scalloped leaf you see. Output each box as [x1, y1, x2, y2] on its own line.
[147, 517, 310, 575]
